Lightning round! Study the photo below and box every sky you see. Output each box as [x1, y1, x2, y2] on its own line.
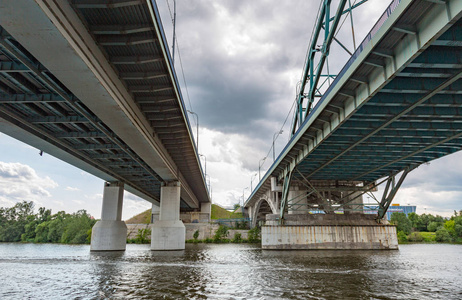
[0, 0, 461, 219]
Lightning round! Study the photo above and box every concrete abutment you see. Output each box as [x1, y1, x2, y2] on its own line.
[262, 214, 397, 250]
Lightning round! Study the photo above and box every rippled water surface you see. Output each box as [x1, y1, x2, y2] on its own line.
[0, 243, 461, 299]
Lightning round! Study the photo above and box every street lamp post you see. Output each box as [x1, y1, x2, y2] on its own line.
[250, 173, 257, 192]
[242, 187, 248, 208]
[199, 154, 206, 176]
[258, 157, 266, 181]
[205, 174, 211, 196]
[273, 129, 283, 162]
[187, 110, 199, 152]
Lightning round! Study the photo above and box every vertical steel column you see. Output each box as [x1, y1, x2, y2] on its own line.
[378, 165, 417, 219]
[279, 170, 294, 223]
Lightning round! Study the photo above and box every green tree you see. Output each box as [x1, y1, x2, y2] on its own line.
[390, 212, 412, 234]
[21, 219, 38, 242]
[134, 228, 151, 244]
[397, 230, 408, 243]
[193, 230, 199, 241]
[61, 210, 96, 244]
[47, 212, 68, 243]
[444, 220, 456, 237]
[435, 228, 452, 242]
[427, 221, 441, 232]
[0, 201, 35, 242]
[248, 227, 261, 243]
[232, 232, 242, 243]
[34, 221, 50, 243]
[408, 212, 423, 231]
[213, 225, 229, 243]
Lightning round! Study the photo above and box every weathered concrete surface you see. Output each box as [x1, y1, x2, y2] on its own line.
[151, 220, 185, 250]
[265, 213, 388, 226]
[180, 212, 210, 224]
[126, 223, 249, 241]
[184, 224, 248, 240]
[91, 182, 127, 251]
[262, 225, 398, 250]
[151, 183, 185, 250]
[91, 220, 127, 251]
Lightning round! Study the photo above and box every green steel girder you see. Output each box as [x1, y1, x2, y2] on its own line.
[377, 166, 417, 219]
[73, 143, 120, 150]
[279, 170, 294, 222]
[365, 94, 462, 106]
[53, 131, 111, 138]
[381, 77, 462, 93]
[27, 116, 93, 124]
[0, 61, 30, 72]
[291, 0, 348, 136]
[342, 120, 462, 131]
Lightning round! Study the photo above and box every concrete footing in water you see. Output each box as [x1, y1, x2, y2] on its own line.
[262, 214, 398, 250]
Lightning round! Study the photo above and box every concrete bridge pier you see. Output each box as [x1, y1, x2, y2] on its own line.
[201, 202, 212, 222]
[91, 182, 127, 251]
[343, 192, 364, 214]
[287, 188, 308, 215]
[151, 182, 185, 250]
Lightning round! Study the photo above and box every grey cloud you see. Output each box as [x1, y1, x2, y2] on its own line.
[167, 1, 318, 143]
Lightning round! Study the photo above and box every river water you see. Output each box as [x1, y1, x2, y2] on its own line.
[0, 243, 461, 299]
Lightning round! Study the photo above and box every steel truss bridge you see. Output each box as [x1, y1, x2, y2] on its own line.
[246, 0, 462, 220]
[0, 0, 209, 209]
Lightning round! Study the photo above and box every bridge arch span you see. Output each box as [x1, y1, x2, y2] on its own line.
[252, 196, 277, 228]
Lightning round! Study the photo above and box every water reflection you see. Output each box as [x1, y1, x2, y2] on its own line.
[0, 243, 461, 299]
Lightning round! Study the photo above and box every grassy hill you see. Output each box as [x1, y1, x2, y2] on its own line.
[211, 204, 244, 219]
[126, 209, 151, 224]
[126, 204, 244, 223]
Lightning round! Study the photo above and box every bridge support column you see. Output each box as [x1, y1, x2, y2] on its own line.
[151, 182, 185, 250]
[344, 192, 363, 214]
[151, 204, 160, 223]
[201, 202, 211, 222]
[91, 182, 127, 251]
[288, 188, 307, 214]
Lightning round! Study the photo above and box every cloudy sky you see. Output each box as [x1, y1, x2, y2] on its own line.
[0, 0, 461, 219]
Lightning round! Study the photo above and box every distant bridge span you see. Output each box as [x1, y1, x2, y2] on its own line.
[246, 0, 462, 227]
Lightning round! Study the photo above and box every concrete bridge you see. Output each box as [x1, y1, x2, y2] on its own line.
[0, 0, 210, 251]
[245, 0, 462, 249]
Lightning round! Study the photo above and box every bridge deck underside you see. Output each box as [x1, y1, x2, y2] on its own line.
[0, 0, 207, 209]
[296, 17, 462, 183]
[0, 26, 167, 204]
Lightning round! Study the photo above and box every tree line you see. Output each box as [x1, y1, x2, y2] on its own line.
[0, 201, 96, 244]
[390, 210, 462, 243]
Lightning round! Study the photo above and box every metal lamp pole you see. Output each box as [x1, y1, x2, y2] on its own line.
[242, 187, 248, 208]
[273, 129, 283, 162]
[206, 174, 211, 196]
[258, 157, 266, 181]
[199, 153, 206, 176]
[250, 173, 257, 192]
[187, 110, 199, 152]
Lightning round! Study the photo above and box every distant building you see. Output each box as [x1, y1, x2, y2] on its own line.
[364, 204, 416, 220]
